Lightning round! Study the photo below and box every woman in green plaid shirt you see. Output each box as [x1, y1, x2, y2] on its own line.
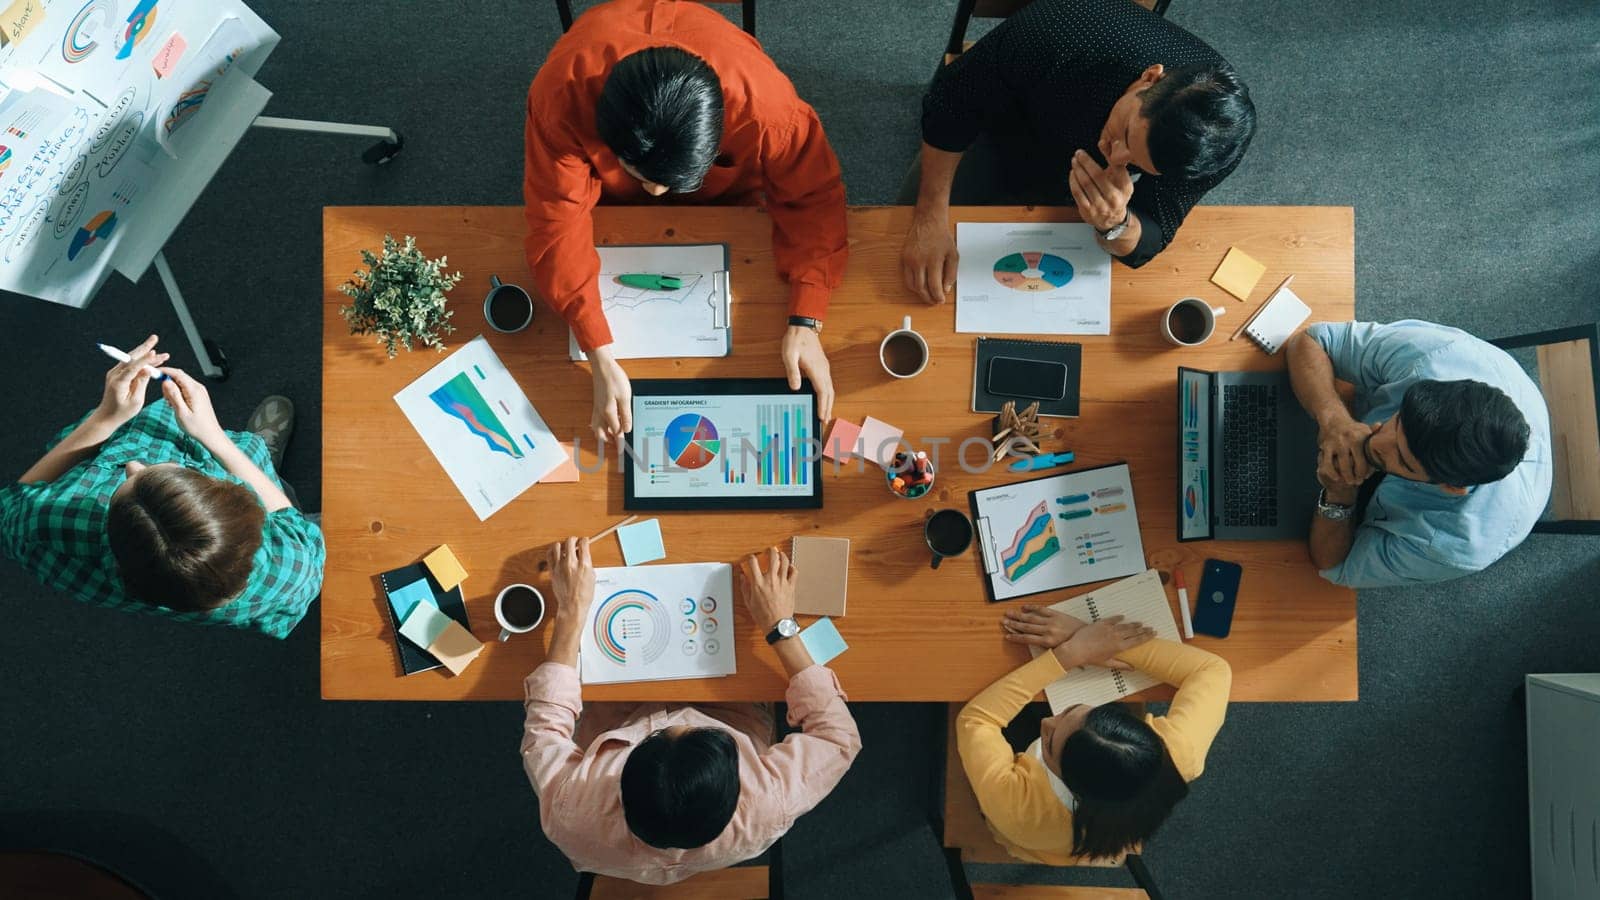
[0, 336, 324, 639]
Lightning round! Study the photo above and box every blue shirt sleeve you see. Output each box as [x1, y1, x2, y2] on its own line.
[1307, 320, 1465, 394]
[1319, 525, 1468, 588]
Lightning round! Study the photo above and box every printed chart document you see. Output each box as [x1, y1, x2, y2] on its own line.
[955, 222, 1112, 335]
[581, 563, 737, 685]
[569, 243, 731, 361]
[1025, 570, 1182, 712]
[970, 462, 1147, 602]
[394, 336, 567, 520]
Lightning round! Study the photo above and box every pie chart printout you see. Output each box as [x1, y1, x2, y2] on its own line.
[664, 413, 721, 470]
[993, 251, 1074, 292]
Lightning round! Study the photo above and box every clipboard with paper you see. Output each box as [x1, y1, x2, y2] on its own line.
[569, 242, 733, 360]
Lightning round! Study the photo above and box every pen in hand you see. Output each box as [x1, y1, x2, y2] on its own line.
[97, 343, 167, 381]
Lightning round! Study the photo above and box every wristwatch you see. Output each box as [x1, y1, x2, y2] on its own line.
[765, 617, 801, 644]
[1315, 488, 1355, 521]
[787, 315, 823, 334]
[1097, 210, 1131, 241]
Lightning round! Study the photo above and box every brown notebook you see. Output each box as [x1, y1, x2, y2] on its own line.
[792, 536, 850, 617]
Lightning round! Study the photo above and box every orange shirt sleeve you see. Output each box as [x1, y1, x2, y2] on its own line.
[522, 86, 612, 351]
[761, 103, 849, 322]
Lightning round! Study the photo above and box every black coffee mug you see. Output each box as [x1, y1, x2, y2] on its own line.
[925, 508, 974, 569]
[484, 274, 535, 333]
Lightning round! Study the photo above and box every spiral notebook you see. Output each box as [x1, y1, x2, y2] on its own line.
[379, 562, 471, 676]
[1025, 569, 1181, 712]
[1236, 276, 1312, 355]
[971, 337, 1082, 418]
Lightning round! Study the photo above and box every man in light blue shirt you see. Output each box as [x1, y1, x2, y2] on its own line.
[1284, 320, 1552, 588]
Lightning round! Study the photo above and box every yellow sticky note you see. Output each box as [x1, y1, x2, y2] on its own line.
[422, 545, 467, 592]
[1211, 247, 1267, 301]
[428, 619, 483, 676]
[0, 0, 44, 48]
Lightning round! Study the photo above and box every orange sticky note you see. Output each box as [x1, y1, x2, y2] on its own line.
[542, 442, 581, 483]
[152, 32, 187, 78]
[1210, 247, 1267, 301]
[422, 544, 467, 592]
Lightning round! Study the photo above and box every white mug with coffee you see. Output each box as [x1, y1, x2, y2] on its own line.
[880, 316, 930, 378]
[1162, 297, 1228, 347]
[494, 583, 546, 641]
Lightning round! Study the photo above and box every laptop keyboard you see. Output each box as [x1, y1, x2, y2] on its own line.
[1221, 384, 1279, 527]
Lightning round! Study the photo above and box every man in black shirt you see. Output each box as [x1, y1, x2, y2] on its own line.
[901, 0, 1257, 303]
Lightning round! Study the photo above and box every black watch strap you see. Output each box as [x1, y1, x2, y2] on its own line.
[788, 315, 823, 333]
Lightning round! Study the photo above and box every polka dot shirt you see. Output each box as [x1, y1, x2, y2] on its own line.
[921, 0, 1246, 267]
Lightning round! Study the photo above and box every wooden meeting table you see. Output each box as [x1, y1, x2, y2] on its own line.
[321, 205, 1356, 702]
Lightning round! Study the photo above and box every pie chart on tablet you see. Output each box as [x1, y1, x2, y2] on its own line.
[664, 413, 721, 469]
[993, 251, 1074, 292]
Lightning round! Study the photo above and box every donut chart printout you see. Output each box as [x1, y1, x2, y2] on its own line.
[580, 563, 736, 684]
[970, 463, 1146, 602]
[955, 221, 1113, 335]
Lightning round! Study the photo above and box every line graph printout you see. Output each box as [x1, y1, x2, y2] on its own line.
[569, 243, 730, 361]
[394, 336, 566, 520]
[971, 463, 1145, 602]
[955, 222, 1112, 335]
[580, 563, 736, 684]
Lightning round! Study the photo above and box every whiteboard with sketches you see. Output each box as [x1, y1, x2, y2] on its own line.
[0, 0, 278, 308]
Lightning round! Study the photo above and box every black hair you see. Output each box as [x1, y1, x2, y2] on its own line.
[1059, 704, 1188, 860]
[595, 47, 724, 193]
[1139, 63, 1256, 181]
[621, 727, 741, 849]
[1398, 379, 1530, 486]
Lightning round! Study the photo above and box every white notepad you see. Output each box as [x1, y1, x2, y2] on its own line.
[1240, 279, 1312, 354]
[1026, 569, 1182, 712]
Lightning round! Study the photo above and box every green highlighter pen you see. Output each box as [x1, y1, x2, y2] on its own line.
[617, 274, 683, 290]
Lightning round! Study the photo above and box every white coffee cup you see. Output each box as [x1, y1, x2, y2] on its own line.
[879, 315, 930, 378]
[1161, 297, 1228, 347]
[494, 583, 546, 641]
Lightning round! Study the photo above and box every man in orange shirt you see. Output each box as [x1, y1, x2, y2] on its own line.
[523, 0, 848, 442]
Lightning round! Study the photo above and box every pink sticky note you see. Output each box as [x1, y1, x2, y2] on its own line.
[857, 417, 905, 469]
[542, 442, 581, 483]
[822, 419, 862, 462]
[152, 32, 187, 78]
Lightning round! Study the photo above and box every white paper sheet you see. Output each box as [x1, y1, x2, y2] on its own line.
[569, 243, 730, 360]
[580, 563, 737, 684]
[955, 221, 1113, 335]
[393, 336, 568, 521]
[1024, 570, 1183, 712]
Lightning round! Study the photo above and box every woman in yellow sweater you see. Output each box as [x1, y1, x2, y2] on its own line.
[957, 605, 1232, 864]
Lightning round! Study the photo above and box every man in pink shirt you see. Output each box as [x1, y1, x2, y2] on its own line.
[522, 540, 862, 886]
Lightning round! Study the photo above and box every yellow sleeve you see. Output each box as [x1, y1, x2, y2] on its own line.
[956, 653, 1067, 845]
[1115, 639, 1232, 781]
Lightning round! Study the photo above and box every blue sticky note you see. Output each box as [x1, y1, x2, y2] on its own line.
[617, 519, 666, 566]
[398, 602, 452, 650]
[799, 617, 848, 666]
[386, 579, 436, 621]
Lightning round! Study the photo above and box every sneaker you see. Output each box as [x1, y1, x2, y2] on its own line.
[246, 395, 295, 470]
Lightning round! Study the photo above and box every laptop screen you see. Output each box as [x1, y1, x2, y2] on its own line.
[1178, 368, 1213, 541]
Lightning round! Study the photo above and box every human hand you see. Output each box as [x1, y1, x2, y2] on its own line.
[1053, 614, 1155, 670]
[1002, 604, 1090, 649]
[548, 537, 596, 624]
[900, 208, 958, 304]
[589, 346, 633, 445]
[158, 366, 227, 445]
[91, 334, 167, 431]
[1317, 414, 1378, 493]
[738, 546, 797, 631]
[782, 326, 834, 423]
[1068, 147, 1135, 233]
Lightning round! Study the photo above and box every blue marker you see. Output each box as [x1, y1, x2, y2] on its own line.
[1010, 451, 1075, 472]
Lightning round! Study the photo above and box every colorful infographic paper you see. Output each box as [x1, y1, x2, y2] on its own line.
[630, 392, 816, 500]
[580, 563, 736, 685]
[971, 463, 1146, 602]
[394, 336, 567, 520]
[955, 221, 1113, 335]
[1179, 369, 1213, 540]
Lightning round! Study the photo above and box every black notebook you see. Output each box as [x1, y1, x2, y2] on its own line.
[971, 337, 1082, 418]
[378, 562, 470, 676]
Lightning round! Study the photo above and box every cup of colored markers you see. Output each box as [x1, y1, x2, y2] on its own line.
[886, 450, 935, 500]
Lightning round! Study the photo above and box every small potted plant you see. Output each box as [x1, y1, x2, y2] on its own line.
[339, 234, 463, 357]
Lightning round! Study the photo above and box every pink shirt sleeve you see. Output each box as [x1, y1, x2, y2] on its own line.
[520, 662, 586, 805]
[751, 664, 863, 823]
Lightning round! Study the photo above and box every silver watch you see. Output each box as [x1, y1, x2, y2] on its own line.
[1316, 488, 1354, 521]
[1097, 210, 1131, 241]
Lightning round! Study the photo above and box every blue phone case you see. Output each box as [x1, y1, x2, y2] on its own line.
[1192, 558, 1243, 638]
